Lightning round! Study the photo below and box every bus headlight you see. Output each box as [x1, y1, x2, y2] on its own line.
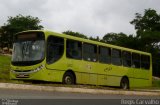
[32, 65, 44, 73]
[10, 69, 16, 73]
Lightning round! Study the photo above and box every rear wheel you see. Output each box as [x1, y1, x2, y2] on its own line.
[120, 77, 129, 89]
[63, 72, 75, 85]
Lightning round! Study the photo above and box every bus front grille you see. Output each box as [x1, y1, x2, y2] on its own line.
[14, 70, 31, 73]
[16, 74, 29, 78]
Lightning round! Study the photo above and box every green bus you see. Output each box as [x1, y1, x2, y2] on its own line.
[10, 30, 152, 89]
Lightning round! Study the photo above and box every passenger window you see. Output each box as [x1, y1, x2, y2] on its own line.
[99, 46, 111, 64]
[132, 53, 140, 68]
[83, 43, 97, 62]
[66, 40, 82, 59]
[141, 55, 150, 70]
[112, 49, 122, 66]
[47, 36, 64, 64]
[122, 51, 131, 67]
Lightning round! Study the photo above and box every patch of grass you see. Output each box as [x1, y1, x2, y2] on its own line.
[0, 55, 11, 82]
[0, 55, 11, 64]
[0, 55, 26, 83]
[152, 80, 160, 88]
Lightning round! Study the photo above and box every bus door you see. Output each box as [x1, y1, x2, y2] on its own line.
[46, 36, 65, 80]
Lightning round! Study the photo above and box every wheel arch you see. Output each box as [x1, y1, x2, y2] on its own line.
[120, 76, 130, 89]
[63, 69, 76, 84]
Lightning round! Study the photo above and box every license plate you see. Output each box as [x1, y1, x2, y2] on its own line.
[16, 74, 29, 78]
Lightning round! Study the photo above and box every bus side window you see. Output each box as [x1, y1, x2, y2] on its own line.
[83, 43, 97, 62]
[99, 46, 111, 64]
[47, 36, 64, 64]
[132, 53, 140, 68]
[122, 51, 131, 67]
[66, 40, 82, 60]
[141, 55, 150, 70]
[112, 49, 122, 66]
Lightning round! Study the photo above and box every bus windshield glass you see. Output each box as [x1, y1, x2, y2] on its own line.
[11, 32, 45, 66]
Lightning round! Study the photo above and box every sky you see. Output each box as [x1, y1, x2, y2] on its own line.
[0, 0, 160, 38]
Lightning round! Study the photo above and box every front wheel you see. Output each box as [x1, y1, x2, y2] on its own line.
[120, 78, 129, 89]
[63, 72, 75, 85]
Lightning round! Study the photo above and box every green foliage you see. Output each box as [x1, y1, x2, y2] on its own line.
[0, 55, 11, 81]
[131, 9, 160, 34]
[0, 14, 43, 48]
[7, 14, 43, 31]
[102, 32, 138, 49]
[102, 32, 127, 44]
[0, 55, 11, 65]
[130, 9, 160, 46]
[89, 36, 100, 41]
[130, 9, 160, 51]
[152, 79, 160, 88]
[63, 30, 88, 39]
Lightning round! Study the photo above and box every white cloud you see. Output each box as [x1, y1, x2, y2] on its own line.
[0, 0, 160, 37]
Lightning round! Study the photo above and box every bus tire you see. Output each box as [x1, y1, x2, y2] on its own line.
[63, 72, 75, 85]
[120, 77, 129, 89]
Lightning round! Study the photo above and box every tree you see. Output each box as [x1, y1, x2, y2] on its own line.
[102, 32, 130, 47]
[130, 8, 160, 52]
[130, 9, 160, 48]
[131, 9, 160, 33]
[89, 36, 100, 41]
[0, 14, 43, 48]
[63, 30, 88, 39]
[102, 32, 119, 44]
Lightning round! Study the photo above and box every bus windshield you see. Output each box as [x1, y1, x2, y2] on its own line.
[11, 32, 45, 66]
